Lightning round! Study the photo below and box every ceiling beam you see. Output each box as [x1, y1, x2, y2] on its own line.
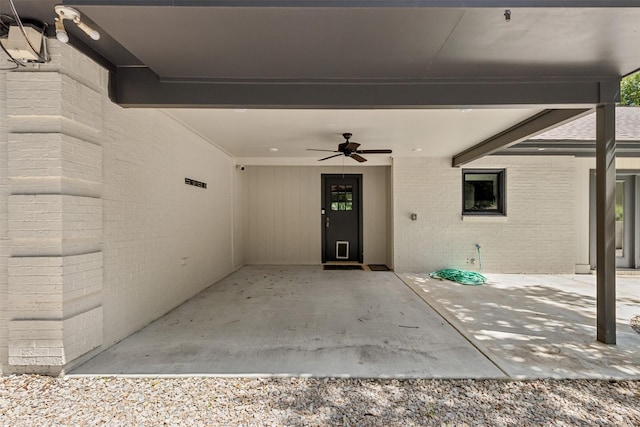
[452, 108, 592, 167]
[111, 67, 618, 109]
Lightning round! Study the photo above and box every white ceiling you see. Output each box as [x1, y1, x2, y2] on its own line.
[163, 108, 544, 165]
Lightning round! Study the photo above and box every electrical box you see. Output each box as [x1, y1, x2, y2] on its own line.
[0, 25, 44, 62]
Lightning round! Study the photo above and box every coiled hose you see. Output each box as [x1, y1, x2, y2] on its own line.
[429, 269, 486, 286]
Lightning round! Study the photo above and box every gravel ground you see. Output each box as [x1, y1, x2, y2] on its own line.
[1, 377, 639, 426]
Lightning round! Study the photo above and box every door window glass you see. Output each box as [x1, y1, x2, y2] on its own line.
[331, 185, 353, 211]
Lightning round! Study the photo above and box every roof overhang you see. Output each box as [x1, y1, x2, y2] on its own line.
[452, 108, 592, 166]
[13, 1, 640, 109]
[498, 106, 640, 157]
[9, 1, 640, 162]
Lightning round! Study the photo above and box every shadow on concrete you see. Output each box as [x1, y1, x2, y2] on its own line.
[400, 273, 640, 379]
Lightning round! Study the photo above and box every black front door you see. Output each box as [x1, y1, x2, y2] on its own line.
[322, 174, 363, 263]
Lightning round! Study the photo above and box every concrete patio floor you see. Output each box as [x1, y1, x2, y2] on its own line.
[71, 266, 640, 379]
[400, 272, 640, 380]
[71, 266, 504, 378]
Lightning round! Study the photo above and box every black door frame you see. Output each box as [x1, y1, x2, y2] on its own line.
[321, 174, 364, 264]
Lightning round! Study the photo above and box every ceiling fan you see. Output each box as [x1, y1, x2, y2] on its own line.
[307, 133, 392, 163]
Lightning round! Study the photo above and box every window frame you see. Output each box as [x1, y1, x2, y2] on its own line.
[462, 169, 506, 216]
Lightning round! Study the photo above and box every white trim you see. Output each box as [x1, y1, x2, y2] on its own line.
[461, 215, 508, 223]
[336, 241, 350, 259]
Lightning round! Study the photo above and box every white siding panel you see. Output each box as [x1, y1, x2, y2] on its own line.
[246, 166, 389, 265]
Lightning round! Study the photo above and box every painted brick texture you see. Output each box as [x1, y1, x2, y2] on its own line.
[1, 41, 239, 374]
[6, 72, 102, 130]
[1, 42, 105, 373]
[0, 67, 8, 375]
[393, 156, 576, 273]
[1, 41, 240, 374]
[8, 306, 102, 366]
[8, 133, 102, 182]
[8, 195, 102, 240]
[8, 253, 102, 320]
[101, 105, 235, 347]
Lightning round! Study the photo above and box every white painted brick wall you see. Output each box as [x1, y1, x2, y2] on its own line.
[393, 156, 576, 273]
[8, 319, 64, 366]
[87, 73, 237, 348]
[8, 195, 102, 240]
[0, 65, 9, 376]
[8, 133, 102, 182]
[63, 306, 103, 363]
[0, 41, 107, 374]
[6, 73, 102, 130]
[101, 105, 236, 347]
[2, 42, 240, 372]
[8, 253, 102, 320]
[8, 305, 102, 367]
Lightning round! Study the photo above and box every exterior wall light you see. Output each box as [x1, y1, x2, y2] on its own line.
[54, 18, 68, 43]
[54, 5, 100, 42]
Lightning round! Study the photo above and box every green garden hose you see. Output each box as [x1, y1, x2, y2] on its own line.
[429, 269, 487, 286]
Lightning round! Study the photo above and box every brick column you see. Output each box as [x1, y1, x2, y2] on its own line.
[2, 43, 104, 374]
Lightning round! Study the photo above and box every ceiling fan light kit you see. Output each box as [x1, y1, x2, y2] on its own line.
[308, 133, 392, 163]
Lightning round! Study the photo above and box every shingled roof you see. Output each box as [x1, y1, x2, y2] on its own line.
[533, 107, 640, 141]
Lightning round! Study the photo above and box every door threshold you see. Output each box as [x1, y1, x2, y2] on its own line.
[323, 261, 362, 265]
[323, 264, 364, 271]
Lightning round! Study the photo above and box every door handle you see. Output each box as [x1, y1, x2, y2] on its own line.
[326, 216, 330, 228]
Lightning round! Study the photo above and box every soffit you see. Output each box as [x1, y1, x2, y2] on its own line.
[67, 6, 640, 80]
[12, 2, 640, 81]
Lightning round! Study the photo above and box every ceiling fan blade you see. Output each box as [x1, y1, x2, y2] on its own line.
[307, 149, 339, 152]
[356, 149, 393, 154]
[350, 153, 367, 163]
[345, 142, 361, 151]
[318, 153, 343, 161]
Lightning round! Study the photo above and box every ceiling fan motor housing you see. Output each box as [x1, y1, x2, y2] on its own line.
[308, 132, 391, 163]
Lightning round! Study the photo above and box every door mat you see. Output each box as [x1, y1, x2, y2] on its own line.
[323, 265, 364, 271]
[368, 264, 391, 271]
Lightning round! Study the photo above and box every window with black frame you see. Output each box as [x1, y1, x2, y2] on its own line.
[462, 169, 505, 215]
